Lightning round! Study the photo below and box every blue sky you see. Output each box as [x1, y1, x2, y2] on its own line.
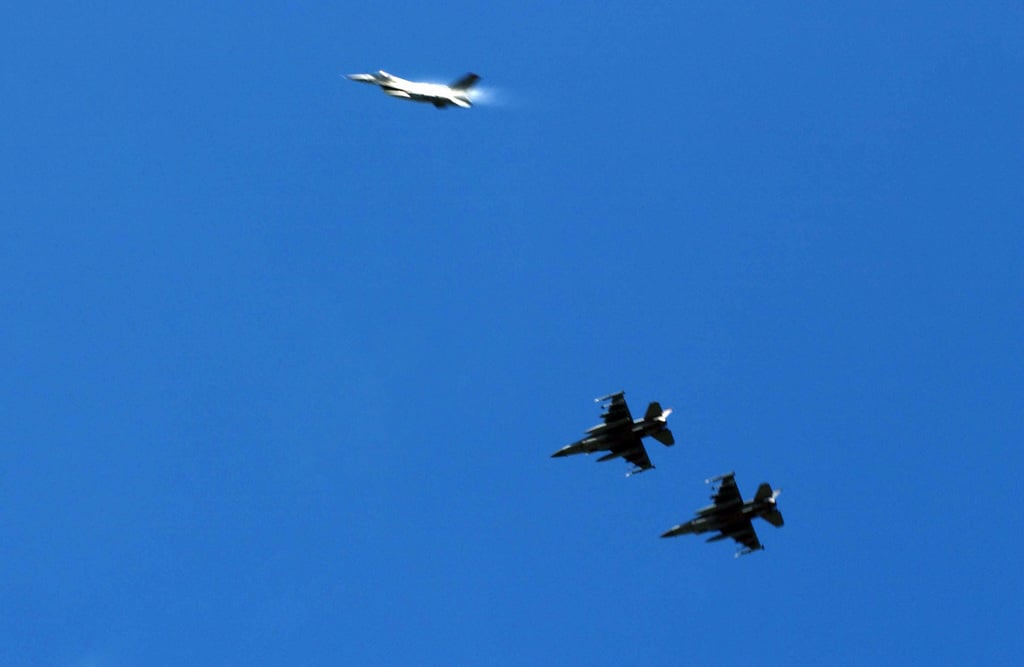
[2, 3, 1022, 665]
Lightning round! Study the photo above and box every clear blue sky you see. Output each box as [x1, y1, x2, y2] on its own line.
[3, 3, 1022, 665]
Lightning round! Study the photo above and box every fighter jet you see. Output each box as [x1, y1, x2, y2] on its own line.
[346, 70, 481, 108]
[661, 472, 784, 556]
[551, 391, 675, 476]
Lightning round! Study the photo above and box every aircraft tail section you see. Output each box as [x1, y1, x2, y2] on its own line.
[644, 401, 674, 445]
[450, 73, 480, 91]
[755, 484, 784, 526]
[651, 429, 675, 446]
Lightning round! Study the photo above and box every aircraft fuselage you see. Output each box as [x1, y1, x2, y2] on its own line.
[681, 501, 768, 533]
[584, 418, 664, 440]
[347, 71, 474, 108]
[557, 416, 668, 456]
[663, 497, 779, 537]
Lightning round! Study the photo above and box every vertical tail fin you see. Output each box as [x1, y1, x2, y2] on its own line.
[755, 484, 784, 527]
[450, 73, 480, 91]
[645, 402, 674, 446]
[644, 401, 667, 421]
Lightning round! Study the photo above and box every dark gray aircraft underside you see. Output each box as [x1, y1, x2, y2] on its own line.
[551, 391, 675, 476]
[662, 472, 783, 556]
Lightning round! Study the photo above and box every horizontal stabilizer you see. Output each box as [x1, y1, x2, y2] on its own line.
[763, 509, 784, 527]
[651, 429, 675, 446]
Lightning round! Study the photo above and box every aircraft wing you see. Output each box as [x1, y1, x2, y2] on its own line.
[599, 392, 634, 428]
[721, 519, 762, 553]
[710, 472, 743, 508]
[618, 440, 654, 473]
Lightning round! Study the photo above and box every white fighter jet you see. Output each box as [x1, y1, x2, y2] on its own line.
[346, 70, 481, 109]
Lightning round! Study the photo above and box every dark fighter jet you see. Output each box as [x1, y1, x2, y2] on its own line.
[551, 391, 674, 476]
[661, 472, 783, 556]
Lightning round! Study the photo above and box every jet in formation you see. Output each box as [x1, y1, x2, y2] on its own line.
[551, 391, 674, 476]
[346, 70, 481, 108]
[661, 472, 783, 556]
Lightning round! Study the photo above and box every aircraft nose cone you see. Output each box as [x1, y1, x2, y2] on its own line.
[662, 521, 697, 538]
